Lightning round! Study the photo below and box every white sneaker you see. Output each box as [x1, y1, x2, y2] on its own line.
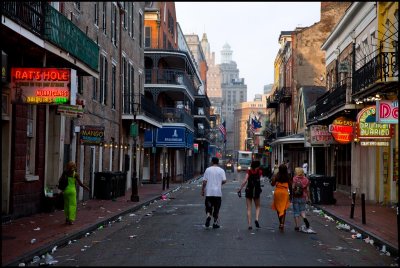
[305, 228, 316, 234]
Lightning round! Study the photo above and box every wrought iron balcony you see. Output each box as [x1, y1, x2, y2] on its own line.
[139, 95, 163, 122]
[278, 87, 292, 103]
[266, 93, 279, 108]
[314, 78, 348, 119]
[145, 68, 197, 97]
[2, 2, 99, 71]
[353, 51, 398, 95]
[162, 107, 194, 129]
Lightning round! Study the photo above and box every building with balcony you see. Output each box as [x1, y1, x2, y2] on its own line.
[143, 2, 206, 183]
[1, 2, 100, 218]
[267, 2, 351, 174]
[309, 2, 398, 204]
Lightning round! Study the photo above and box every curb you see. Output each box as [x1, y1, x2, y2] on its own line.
[5, 184, 187, 267]
[313, 204, 398, 257]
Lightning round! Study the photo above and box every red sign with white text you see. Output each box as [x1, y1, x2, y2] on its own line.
[328, 117, 354, 144]
[11, 68, 71, 105]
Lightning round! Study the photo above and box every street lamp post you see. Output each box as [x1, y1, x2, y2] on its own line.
[130, 103, 139, 202]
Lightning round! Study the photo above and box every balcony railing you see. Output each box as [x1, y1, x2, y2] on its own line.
[145, 68, 197, 97]
[140, 95, 163, 122]
[278, 87, 292, 103]
[353, 51, 398, 95]
[314, 78, 348, 118]
[2, 2, 45, 35]
[162, 107, 194, 129]
[266, 93, 279, 108]
[2, 2, 99, 71]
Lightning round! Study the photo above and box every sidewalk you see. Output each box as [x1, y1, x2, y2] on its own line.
[312, 190, 398, 256]
[2, 180, 399, 266]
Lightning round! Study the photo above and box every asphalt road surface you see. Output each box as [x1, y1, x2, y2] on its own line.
[31, 171, 397, 266]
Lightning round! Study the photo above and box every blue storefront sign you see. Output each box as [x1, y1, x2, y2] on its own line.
[156, 127, 193, 148]
[143, 129, 153, 148]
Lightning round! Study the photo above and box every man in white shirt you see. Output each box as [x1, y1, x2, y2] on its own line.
[201, 157, 227, 228]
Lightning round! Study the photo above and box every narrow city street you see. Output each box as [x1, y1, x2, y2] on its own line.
[29, 172, 397, 267]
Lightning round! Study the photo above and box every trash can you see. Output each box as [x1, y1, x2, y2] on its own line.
[94, 172, 116, 200]
[308, 174, 336, 205]
[94, 171, 127, 200]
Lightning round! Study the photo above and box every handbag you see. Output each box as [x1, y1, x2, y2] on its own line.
[58, 172, 68, 191]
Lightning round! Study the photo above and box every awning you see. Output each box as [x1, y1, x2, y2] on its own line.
[270, 133, 305, 145]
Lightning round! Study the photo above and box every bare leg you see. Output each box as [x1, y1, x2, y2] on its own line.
[254, 198, 261, 221]
[246, 198, 252, 227]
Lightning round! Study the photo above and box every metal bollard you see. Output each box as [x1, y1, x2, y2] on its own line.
[130, 175, 139, 202]
[350, 192, 356, 219]
[361, 193, 366, 224]
[162, 175, 166, 191]
[166, 174, 170, 189]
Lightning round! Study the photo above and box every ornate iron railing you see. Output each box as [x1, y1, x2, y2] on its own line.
[162, 107, 194, 129]
[144, 68, 197, 97]
[140, 95, 163, 122]
[353, 51, 398, 95]
[315, 78, 348, 118]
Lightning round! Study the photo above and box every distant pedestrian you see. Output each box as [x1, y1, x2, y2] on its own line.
[201, 157, 227, 229]
[59, 161, 90, 225]
[285, 159, 292, 178]
[270, 164, 291, 231]
[302, 160, 308, 176]
[237, 160, 263, 230]
[292, 167, 315, 233]
[271, 160, 279, 181]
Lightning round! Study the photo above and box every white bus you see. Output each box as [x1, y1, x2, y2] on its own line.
[236, 150, 253, 172]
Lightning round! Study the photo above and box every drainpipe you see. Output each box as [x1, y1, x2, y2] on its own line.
[118, 4, 124, 172]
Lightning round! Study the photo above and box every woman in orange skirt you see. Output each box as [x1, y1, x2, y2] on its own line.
[271, 163, 291, 231]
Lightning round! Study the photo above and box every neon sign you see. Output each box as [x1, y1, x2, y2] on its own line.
[328, 117, 354, 144]
[356, 106, 393, 139]
[11, 68, 73, 105]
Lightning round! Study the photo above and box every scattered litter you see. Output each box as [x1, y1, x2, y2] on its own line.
[161, 195, 168, 200]
[351, 229, 356, 233]
[129, 235, 137, 239]
[352, 248, 360, 252]
[145, 213, 152, 216]
[117, 216, 122, 222]
[381, 245, 386, 253]
[68, 240, 72, 245]
[363, 237, 370, 243]
[98, 216, 104, 219]
[85, 232, 90, 237]
[329, 246, 345, 251]
[51, 246, 57, 254]
[336, 223, 351, 231]
[81, 248, 86, 252]
[129, 213, 136, 217]
[324, 215, 334, 221]
[385, 252, 390, 256]
[31, 256, 40, 263]
[18, 263, 25, 266]
[356, 233, 362, 239]
[97, 225, 104, 230]
[33, 227, 41, 231]
[45, 253, 58, 265]
[30, 238, 37, 244]
[369, 239, 374, 245]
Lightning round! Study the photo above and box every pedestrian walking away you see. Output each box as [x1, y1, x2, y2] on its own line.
[59, 161, 90, 225]
[237, 160, 263, 230]
[201, 157, 227, 229]
[292, 167, 315, 234]
[270, 164, 291, 232]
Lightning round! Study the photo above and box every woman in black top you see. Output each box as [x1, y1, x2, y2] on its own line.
[238, 160, 263, 230]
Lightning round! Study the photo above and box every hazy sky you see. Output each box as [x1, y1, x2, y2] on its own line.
[175, 2, 321, 101]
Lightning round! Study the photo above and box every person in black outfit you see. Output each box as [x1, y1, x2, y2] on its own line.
[237, 160, 263, 230]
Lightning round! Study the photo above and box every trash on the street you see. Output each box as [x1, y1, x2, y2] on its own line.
[18, 263, 25, 266]
[44, 253, 58, 265]
[51, 246, 57, 254]
[161, 194, 167, 200]
[129, 213, 136, 217]
[31, 256, 40, 263]
[30, 238, 36, 244]
[336, 223, 351, 231]
[381, 245, 386, 252]
[33, 227, 40, 231]
[129, 235, 137, 239]
[117, 216, 122, 222]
